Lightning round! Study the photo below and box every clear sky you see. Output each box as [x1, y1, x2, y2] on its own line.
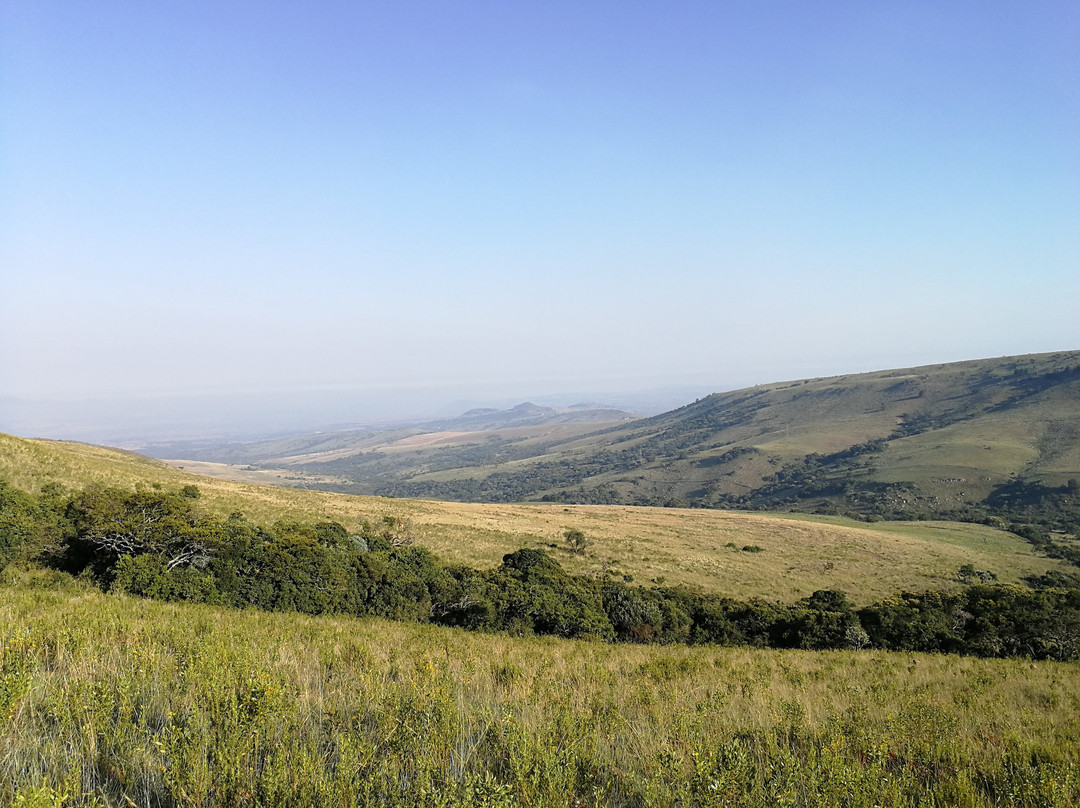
[2, 2, 1078, 431]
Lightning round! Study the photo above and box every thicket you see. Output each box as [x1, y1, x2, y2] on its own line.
[2, 479, 1079, 661]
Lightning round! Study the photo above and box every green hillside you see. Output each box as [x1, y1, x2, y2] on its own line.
[228, 351, 1079, 528]
[3, 421, 1079, 806]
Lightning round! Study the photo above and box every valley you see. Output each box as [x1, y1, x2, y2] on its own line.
[146, 352, 1080, 531]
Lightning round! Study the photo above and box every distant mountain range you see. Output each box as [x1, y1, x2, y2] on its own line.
[151, 350, 1080, 529]
[143, 401, 637, 467]
[431, 401, 637, 431]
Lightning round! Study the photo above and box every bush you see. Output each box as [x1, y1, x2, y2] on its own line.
[563, 528, 589, 553]
[5, 478, 1080, 661]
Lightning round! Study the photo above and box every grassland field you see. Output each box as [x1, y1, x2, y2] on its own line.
[5, 353, 1080, 807]
[3, 424, 1080, 806]
[0, 433, 1070, 603]
[2, 568, 1079, 807]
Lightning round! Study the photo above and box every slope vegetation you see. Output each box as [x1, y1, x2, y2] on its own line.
[5, 576, 1078, 806]
[0, 431, 1070, 603]
[222, 351, 1080, 524]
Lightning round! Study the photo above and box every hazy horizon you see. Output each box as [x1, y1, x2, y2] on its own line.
[0, 378, 721, 445]
[4, 348, 1076, 446]
[3, 2, 1077, 442]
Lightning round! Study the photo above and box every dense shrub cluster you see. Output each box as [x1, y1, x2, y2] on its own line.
[3, 479, 1079, 660]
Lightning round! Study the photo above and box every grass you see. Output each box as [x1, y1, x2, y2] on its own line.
[1, 432, 1070, 604]
[865, 416, 1043, 503]
[2, 568, 1078, 807]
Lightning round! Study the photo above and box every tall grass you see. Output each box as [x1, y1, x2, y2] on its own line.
[2, 569, 1078, 807]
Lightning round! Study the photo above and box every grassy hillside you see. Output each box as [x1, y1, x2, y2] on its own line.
[0, 432, 1071, 603]
[3, 571, 1078, 806]
[206, 351, 1079, 523]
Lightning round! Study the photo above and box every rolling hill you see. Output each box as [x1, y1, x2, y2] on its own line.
[0, 430, 1072, 603]
[154, 351, 1080, 527]
[3, 409, 1079, 806]
[141, 401, 636, 475]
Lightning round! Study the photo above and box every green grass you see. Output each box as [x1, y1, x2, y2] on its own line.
[2, 569, 1078, 807]
[1, 432, 1071, 604]
[770, 513, 1026, 551]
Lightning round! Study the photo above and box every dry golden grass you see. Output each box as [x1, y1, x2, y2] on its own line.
[1, 432, 1068, 603]
[162, 458, 350, 487]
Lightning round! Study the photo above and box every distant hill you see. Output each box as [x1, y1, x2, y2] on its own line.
[192, 351, 1080, 530]
[143, 402, 637, 472]
[433, 401, 636, 431]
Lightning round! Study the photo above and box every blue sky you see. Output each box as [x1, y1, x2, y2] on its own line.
[2, 1, 1078, 429]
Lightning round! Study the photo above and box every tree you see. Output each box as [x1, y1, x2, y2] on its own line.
[0, 478, 38, 572]
[563, 528, 589, 554]
[66, 486, 220, 576]
[380, 515, 417, 548]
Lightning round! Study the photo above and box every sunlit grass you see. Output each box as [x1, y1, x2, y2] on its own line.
[1, 433, 1070, 604]
[2, 569, 1078, 807]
